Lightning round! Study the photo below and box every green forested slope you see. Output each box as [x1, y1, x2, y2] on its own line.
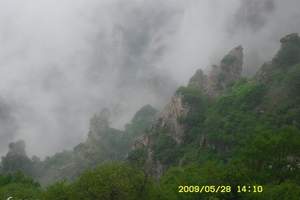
[0, 34, 300, 200]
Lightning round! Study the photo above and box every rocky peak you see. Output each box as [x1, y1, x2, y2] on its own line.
[88, 108, 111, 141]
[136, 46, 244, 178]
[154, 46, 244, 144]
[280, 33, 300, 44]
[273, 33, 300, 66]
[221, 45, 243, 72]
[188, 69, 208, 92]
[1, 140, 33, 175]
[189, 46, 243, 97]
[208, 45, 243, 95]
[156, 95, 188, 144]
[7, 140, 27, 157]
[256, 33, 300, 83]
[223, 46, 243, 75]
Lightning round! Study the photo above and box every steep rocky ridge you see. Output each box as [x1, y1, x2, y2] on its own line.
[189, 45, 243, 96]
[0, 104, 158, 185]
[155, 95, 188, 144]
[154, 46, 244, 145]
[255, 33, 300, 84]
[1, 33, 300, 187]
[130, 46, 245, 177]
[133, 33, 300, 179]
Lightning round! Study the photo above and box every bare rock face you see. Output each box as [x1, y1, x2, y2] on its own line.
[256, 33, 300, 83]
[87, 108, 111, 142]
[273, 33, 300, 66]
[187, 46, 243, 97]
[137, 46, 244, 178]
[207, 45, 243, 96]
[220, 45, 243, 85]
[188, 69, 208, 92]
[132, 135, 150, 150]
[152, 46, 243, 144]
[254, 61, 273, 84]
[156, 95, 188, 144]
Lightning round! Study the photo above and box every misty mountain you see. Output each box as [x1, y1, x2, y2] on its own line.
[0, 104, 157, 185]
[0, 100, 18, 155]
[0, 1, 300, 199]
[1, 0, 300, 157]
[1, 33, 299, 192]
[132, 33, 300, 179]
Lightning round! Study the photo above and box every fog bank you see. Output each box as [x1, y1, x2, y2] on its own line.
[0, 0, 300, 157]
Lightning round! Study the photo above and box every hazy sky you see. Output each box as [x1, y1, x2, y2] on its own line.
[0, 0, 300, 157]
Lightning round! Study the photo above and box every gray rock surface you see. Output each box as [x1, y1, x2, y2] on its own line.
[187, 46, 244, 97]
[156, 95, 188, 144]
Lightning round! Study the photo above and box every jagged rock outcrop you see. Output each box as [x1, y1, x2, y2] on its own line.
[256, 33, 300, 83]
[188, 45, 244, 97]
[132, 135, 150, 150]
[280, 33, 299, 43]
[129, 96, 189, 177]
[254, 61, 273, 84]
[137, 46, 244, 178]
[155, 95, 188, 144]
[274, 33, 300, 66]
[87, 108, 111, 142]
[153, 46, 244, 144]
[188, 69, 208, 92]
[207, 45, 243, 96]
[6, 140, 27, 157]
[1, 140, 33, 175]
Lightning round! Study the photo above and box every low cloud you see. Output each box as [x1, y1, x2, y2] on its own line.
[0, 0, 300, 157]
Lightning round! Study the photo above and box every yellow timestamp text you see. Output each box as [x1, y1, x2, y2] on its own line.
[237, 185, 263, 193]
[178, 185, 232, 193]
[178, 185, 264, 193]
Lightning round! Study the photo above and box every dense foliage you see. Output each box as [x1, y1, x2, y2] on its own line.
[1, 34, 300, 199]
[0, 163, 161, 200]
[0, 172, 41, 200]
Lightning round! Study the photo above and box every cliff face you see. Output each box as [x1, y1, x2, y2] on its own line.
[255, 33, 300, 83]
[135, 46, 244, 177]
[136, 33, 300, 179]
[153, 46, 244, 144]
[208, 45, 243, 96]
[189, 45, 244, 97]
[155, 95, 188, 144]
[1, 33, 299, 186]
[87, 108, 111, 142]
[188, 69, 208, 93]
